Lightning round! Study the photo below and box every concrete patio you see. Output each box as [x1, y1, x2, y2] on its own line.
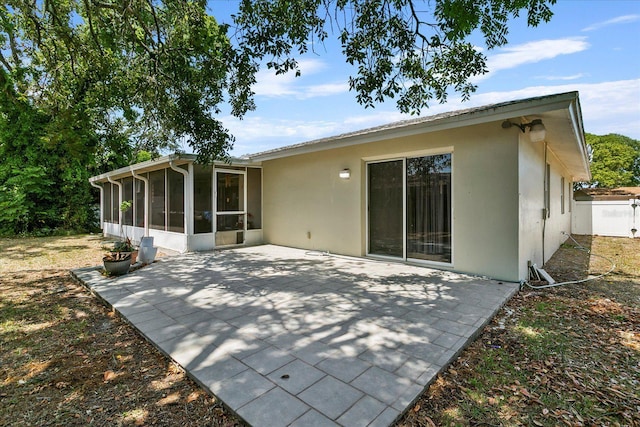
[71, 245, 519, 426]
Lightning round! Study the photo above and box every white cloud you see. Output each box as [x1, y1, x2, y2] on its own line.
[582, 14, 640, 32]
[482, 38, 590, 77]
[228, 78, 640, 155]
[252, 58, 349, 99]
[536, 73, 586, 81]
[451, 79, 640, 137]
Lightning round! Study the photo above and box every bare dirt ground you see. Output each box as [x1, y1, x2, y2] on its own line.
[1, 234, 638, 426]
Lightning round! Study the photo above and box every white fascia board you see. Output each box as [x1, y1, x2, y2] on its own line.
[89, 154, 259, 182]
[567, 99, 591, 182]
[89, 154, 196, 182]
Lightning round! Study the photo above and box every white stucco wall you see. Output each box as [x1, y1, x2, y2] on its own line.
[572, 200, 640, 237]
[518, 137, 573, 280]
[262, 122, 521, 281]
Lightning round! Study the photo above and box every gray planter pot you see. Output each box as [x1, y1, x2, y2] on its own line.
[103, 256, 131, 276]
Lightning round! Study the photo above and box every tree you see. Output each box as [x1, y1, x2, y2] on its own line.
[585, 133, 640, 188]
[2, 0, 557, 164]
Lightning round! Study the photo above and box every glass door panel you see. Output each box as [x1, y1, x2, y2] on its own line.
[406, 154, 452, 263]
[368, 160, 403, 257]
[215, 171, 246, 246]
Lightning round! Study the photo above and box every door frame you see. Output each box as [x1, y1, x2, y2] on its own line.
[365, 153, 454, 267]
[214, 168, 247, 246]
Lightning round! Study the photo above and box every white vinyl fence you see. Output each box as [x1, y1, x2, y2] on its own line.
[572, 199, 640, 238]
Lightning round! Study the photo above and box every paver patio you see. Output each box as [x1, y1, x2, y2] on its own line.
[72, 245, 519, 426]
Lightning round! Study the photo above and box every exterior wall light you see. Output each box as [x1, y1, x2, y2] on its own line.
[502, 118, 546, 142]
[339, 169, 351, 179]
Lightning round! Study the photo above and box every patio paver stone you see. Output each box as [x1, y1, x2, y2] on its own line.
[72, 244, 519, 426]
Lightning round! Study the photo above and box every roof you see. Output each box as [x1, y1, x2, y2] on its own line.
[243, 91, 590, 181]
[90, 92, 591, 182]
[89, 153, 254, 182]
[574, 187, 640, 201]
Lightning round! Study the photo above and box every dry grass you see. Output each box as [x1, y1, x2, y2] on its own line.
[0, 234, 242, 426]
[397, 235, 640, 427]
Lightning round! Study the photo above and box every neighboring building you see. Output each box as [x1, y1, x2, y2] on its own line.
[572, 187, 640, 238]
[89, 91, 590, 282]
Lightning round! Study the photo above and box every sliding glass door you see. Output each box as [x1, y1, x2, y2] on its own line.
[368, 154, 452, 264]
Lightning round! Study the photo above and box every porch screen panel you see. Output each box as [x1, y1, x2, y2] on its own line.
[167, 169, 184, 233]
[134, 178, 145, 227]
[216, 172, 244, 235]
[247, 168, 262, 230]
[149, 170, 165, 230]
[406, 154, 451, 263]
[111, 183, 119, 224]
[368, 160, 403, 257]
[217, 173, 244, 212]
[122, 177, 133, 226]
[104, 182, 112, 223]
[193, 165, 213, 234]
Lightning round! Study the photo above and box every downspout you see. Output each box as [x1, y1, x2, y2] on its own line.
[89, 180, 104, 231]
[131, 171, 150, 237]
[169, 160, 192, 238]
[107, 176, 123, 234]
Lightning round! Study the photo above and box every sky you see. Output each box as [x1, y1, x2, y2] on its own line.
[204, 0, 640, 157]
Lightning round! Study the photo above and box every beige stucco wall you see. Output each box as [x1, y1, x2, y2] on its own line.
[262, 121, 521, 281]
[518, 136, 573, 279]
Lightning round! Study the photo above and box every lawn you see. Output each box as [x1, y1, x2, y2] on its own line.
[1, 234, 638, 426]
[0, 235, 240, 426]
[398, 235, 639, 427]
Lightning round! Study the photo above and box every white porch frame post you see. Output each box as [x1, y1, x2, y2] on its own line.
[169, 160, 192, 236]
[131, 171, 150, 237]
[107, 176, 123, 226]
[89, 180, 104, 232]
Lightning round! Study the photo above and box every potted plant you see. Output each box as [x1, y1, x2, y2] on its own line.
[103, 251, 131, 276]
[113, 237, 138, 264]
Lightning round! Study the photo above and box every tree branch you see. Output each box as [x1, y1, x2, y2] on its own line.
[82, 0, 104, 55]
[0, 51, 13, 73]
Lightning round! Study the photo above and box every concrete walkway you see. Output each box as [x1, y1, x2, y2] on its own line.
[72, 245, 519, 427]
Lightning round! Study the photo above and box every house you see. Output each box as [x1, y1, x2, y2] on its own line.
[572, 187, 640, 238]
[89, 91, 590, 282]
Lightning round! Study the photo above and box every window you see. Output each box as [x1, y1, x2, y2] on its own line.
[194, 165, 213, 234]
[368, 153, 452, 264]
[134, 178, 145, 227]
[544, 163, 551, 218]
[561, 177, 565, 214]
[111, 183, 120, 224]
[104, 182, 112, 223]
[167, 169, 184, 233]
[247, 168, 262, 230]
[149, 170, 165, 230]
[122, 177, 134, 225]
[568, 180, 572, 212]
